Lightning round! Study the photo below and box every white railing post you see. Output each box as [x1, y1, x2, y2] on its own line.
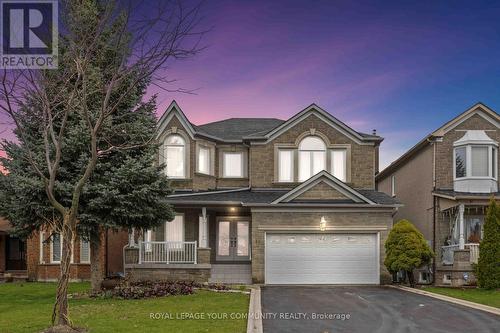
[166, 242, 170, 264]
[138, 240, 142, 264]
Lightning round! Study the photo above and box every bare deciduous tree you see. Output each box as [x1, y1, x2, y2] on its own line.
[0, 0, 205, 329]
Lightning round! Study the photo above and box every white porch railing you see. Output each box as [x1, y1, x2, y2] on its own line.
[441, 243, 479, 265]
[139, 241, 197, 264]
[465, 243, 479, 264]
[441, 244, 458, 265]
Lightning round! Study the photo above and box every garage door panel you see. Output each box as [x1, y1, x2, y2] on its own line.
[266, 233, 378, 285]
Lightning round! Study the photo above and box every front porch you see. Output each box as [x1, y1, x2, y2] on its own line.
[122, 205, 253, 284]
[436, 203, 485, 286]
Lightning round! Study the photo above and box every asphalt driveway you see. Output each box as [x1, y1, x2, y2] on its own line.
[261, 286, 500, 333]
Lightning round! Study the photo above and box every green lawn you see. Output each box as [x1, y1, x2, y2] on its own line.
[422, 287, 500, 308]
[0, 282, 249, 333]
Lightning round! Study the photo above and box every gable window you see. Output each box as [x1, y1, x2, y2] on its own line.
[198, 146, 210, 175]
[165, 134, 186, 178]
[299, 136, 326, 181]
[278, 150, 294, 182]
[223, 152, 244, 178]
[80, 238, 90, 263]
[331, 149, 347, 182]
[51, 233, 62, 263]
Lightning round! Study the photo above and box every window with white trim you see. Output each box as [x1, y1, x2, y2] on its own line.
[223, 152, 243, 178]
[165, 134, 186, 178]
[39, 231, 45, 264]
[51, 233, 62, 263]
[166, 214, 185, 242]
[298, 136, 326, 181]
[197, 146, 211, 175]
[80, 238, 90, 263]
[331, 149, 347, 182]
[278, 149, 294, 182]
[454, 145, 497, 179]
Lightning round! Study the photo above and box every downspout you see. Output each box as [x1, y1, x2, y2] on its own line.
[430, 138, 437, 284]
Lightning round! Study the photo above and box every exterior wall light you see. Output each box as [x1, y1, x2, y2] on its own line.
[320, 216, 327, 231]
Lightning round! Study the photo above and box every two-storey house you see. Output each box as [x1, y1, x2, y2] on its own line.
[123, 101, 400, 285]
[376, 103, 500, 286]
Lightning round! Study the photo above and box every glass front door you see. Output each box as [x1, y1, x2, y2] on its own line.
[216, 220, 250, 261]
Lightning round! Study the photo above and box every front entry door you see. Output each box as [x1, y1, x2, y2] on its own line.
[6, 235, 27, 271]
[216, 220, 250, 261]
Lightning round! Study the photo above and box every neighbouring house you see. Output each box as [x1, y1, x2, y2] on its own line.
[376, 102, 500, 287]
[0, 217, 26, 278]
[22, 228, 128, 282]
[1, 214, 129, 282]
[122, 101, 400, 285]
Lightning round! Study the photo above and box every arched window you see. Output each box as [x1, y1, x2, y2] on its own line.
[165, 134, 186, 178]
[298, 136, 326, 181]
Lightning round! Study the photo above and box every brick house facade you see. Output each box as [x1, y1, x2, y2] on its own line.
[377, 103, 500, 286]
[124, 101, 399, 285]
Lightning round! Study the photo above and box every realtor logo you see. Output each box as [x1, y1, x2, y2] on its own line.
[0, 0, 58, 69]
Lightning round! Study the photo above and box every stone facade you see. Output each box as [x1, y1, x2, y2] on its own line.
[126, 264, 211, 283]
[250, 114, 376, 189]
[294, 182, 349, 200]
[434, 113, 500, 189]
[161, 112, 378, 192]
[250, 210, 394, 284]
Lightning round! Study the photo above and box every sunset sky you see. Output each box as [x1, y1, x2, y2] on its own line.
[1, 0, 500, 169]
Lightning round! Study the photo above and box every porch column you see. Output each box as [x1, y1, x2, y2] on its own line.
[199, 207, 209, 248]
[458, 204, 465, 249]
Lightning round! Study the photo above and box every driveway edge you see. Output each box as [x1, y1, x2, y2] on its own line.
[247, 286, 263, 333]
[391, 285, 500, 316]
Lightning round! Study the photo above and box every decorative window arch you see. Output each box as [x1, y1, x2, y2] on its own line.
[165, 134, 187, 178]
[298, 136, 327, 181]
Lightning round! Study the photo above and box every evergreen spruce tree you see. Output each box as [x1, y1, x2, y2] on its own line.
[476, 198, 500, 289]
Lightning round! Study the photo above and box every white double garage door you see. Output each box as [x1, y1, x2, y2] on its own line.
[265, 233, 379, 284]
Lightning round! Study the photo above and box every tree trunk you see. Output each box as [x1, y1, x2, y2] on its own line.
[52, 220, 74, 326]
[90, 232, 104, 293]
[407, 270, 415, 288]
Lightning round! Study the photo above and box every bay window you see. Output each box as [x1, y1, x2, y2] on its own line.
[331, 149, 347, 181]
[165, 134, 186, 178]
[299, 136, 326, 181]
[453, 130, 498, 193]
[454, 145, 497, 179]
[278, 149, 294, 182]
[223, 152, 244, 178]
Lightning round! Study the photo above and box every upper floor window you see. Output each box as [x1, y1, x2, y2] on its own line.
[391, 175, 396, 197]
[299, 136, 326, 181]
[198, 146, 210, 175]
[331, 149, 347, 182]
[165, 134, 186, 178]
[278, 150, 294, 182]
[454, 145, 497, 179]
[453, 130, 498, 193]
[223, 152, 244, 178]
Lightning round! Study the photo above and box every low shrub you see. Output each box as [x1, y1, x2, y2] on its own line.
[112, 281, 195, 299]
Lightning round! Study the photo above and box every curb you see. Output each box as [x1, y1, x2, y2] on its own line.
[390, 285, 500, 316]
[247, 286, 263, 333]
